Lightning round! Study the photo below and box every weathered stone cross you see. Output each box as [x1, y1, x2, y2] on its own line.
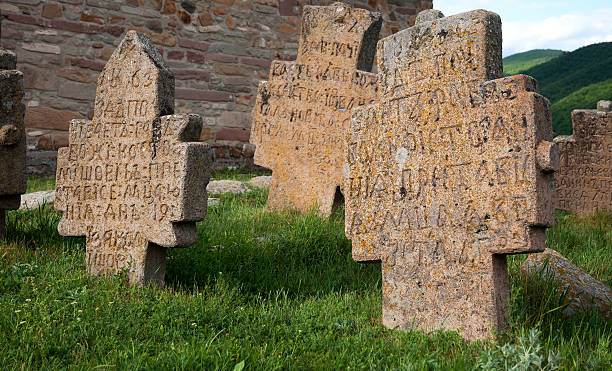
[0, 17, 26, 240]
[345, 10, 559, 340]
[554, 100, 611, 215]
[55, 31, 211, 285]
[250, 3, 381, 216]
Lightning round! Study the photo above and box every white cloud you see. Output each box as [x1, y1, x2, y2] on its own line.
[436, 1, 612, 57]
[502, 9, 612, 56]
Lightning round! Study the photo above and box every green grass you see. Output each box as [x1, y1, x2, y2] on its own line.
[551, 79, 612, 135]
[26, 177, 56, 193]
[503, 49, 565, 75]
[1, 187, 611, 369]
[210, 168, 271, 182]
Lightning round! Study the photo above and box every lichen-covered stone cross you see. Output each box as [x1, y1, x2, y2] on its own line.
[250, 3, 381, 215]
[55, 31, 211, 285]
[554, 100, 612, 215]
[345, 10, 559, 341]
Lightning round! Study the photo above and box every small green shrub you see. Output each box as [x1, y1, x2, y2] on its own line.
[477, 329, 562, 370]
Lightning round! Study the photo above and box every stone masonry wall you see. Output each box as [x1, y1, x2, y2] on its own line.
[0, 0, 432, 175]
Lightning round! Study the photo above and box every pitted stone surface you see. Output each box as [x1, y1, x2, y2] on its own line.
[20, 190, 56, 210]
[345, 10, 556, 341]
[554, 101, 611, 215]
[0, 17, 26, 239]
[415, 9, 444, 25]
[522, 249, 611, 321]
[249, 175, 273, 189]
[250, 3, 382, 216]
[207, 180, 250, 195]
[54, 31, 211, 286]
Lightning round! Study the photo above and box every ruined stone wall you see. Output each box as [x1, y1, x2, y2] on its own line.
[0, 0, 432, 175]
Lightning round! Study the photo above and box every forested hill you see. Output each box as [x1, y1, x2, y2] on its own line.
[502, 49, 565, 75]
[522, 42, 612, 103]
[504, 42, 612, 135]
[549, 79, 612, 134]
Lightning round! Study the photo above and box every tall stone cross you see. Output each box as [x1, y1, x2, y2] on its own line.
[345, 10, 559, 341]
[55, 31, 211, 285]
[250, 3, 381, 215]
[0, 13, 26, 239]
[554, 100, 611, 215]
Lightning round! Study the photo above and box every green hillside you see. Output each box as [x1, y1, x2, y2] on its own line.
[520, 42, 612, 104]
[503, 49, 565, 74]
[507, 42, 612, 135]
[551, 79, 612, 135]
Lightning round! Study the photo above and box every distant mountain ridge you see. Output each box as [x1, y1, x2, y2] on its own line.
[503, 49, 565, 75]
[503, 42, 612, 135]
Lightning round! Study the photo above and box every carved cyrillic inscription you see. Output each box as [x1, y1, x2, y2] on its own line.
[554, 101, 612, 215]
[345, 10, 557, 341]
[54, 31, 210, 286]
[250, 3, 382, 216]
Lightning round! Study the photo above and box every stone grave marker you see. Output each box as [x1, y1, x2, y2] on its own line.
[522, 248, 612, 321]
[55, 31, 211, 285]
[250, 3, 381, 215]
[554, 101, 611, 215]
[345, 10, 558, 341]
[0, 13, 26, 239]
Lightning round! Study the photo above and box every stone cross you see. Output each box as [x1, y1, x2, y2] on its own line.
[250, 3, 381, 216]
[55, 31, 211, 285]
[345, 10, 558, 341]
[554, 100, 611, 215]
[0, 13, 26, 239]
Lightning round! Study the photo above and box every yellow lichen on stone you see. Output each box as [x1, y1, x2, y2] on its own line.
[250, 4, 382, 216]
[345, 10, 557, 341]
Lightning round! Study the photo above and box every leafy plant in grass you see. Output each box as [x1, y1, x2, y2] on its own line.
[502, 210, 612, 369]
[477, 328, 562, 370]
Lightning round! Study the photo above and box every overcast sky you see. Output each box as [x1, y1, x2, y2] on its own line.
[435, 0, 612, 57]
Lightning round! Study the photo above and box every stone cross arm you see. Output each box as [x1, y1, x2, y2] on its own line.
[55, 113, 209, 247]
[346, 74, 559, 262]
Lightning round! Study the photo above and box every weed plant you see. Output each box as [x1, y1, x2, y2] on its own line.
[1, 186, 610, 369]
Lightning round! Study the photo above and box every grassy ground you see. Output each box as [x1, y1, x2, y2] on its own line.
[26, 177, 56, 193]
[1, 182, 610, 369]
[211, 168, 271, 182]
